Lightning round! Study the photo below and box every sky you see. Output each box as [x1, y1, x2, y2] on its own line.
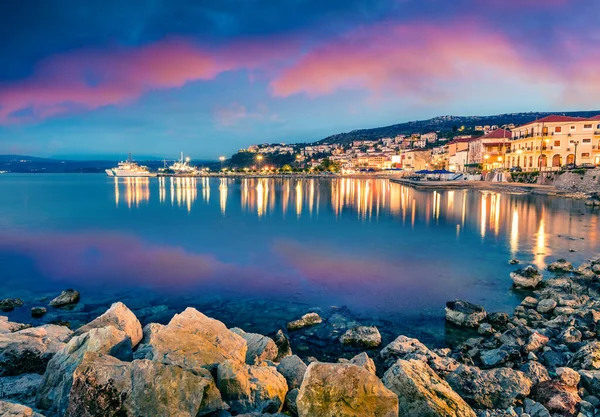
[0, 0, 599, 159]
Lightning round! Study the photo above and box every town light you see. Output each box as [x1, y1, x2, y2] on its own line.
[484, 154, 490, 160]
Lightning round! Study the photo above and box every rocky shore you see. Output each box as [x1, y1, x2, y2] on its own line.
[2, 255, 600, 416]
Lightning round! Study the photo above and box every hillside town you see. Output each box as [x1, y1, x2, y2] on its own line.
[235, 115, 600, 176]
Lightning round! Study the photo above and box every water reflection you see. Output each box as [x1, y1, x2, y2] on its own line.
[114, 177, 151, 208]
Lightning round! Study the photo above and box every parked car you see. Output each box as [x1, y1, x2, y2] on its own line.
[579, 163, 597, 169]
[510, 166, 522, 173]
[561, 163, 577, 170]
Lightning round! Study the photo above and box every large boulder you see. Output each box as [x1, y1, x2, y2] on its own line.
[272, 330, 292, 361]
[380, 335, 437, 365]
[568, 342, 600, 370]
[216, 360, 287, 414]
[48, 290, 80, 307]
[548, 259, 574, 273]
[276, 355, 307, 390]
[339, 326, 381, 348]
[71, 302, 143, 347]
[0, 374, 43, 407]
[65, 351, 223, 417]
[134, 308, 247, 372]
[382, 359, 475, 417]
[348, 352, 377, 375]
[531, 380, 581, 417]
[36, 326, 133, 417]
[231, 328, 278, 365]
[0, 299, 24, 312]
[510, 266, 543, 289]
[287, 313, 322, 330]
[0, 317, 28, 334]
[0, 325, 72, 376]
[296, 362, 398, 417]
[0, 401, 45, 417]
[445, 300, 487, 328]
[446, 365, 532, 409]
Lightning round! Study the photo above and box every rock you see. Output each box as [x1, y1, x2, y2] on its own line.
[231, 328, 278, 365]
[287, 313, 322, 330]
[380, 335, 437, 366]
[480, 347, 514, 367]
[579, 370, 600, 396]
[48, 290, 80, 307]
[276, 355, 307, 390]
[272, 330, 291, 361]
[446, 365, 532, 409]
[0, 317, 28, 334]
[489, 312, 509, 328]
[478, 323, 494, 335]
[30, 308, 46, 319]
[520, 361, 550, 385]
[0, 374, 43, 407]
[0, 325, 72, 376]
[559, 327, 582, 345]
[568, 342, 600, 370]
[0, 299, 24, 312]
[523, 398, 551, 417]
[71, 302, 143, 347]
[339, 326, 381, 348]
[0, 401, 45, 417]
[36, 326, 133, 417]
[349, 352, 376, 375]
[556, 367, 580, 388]
[216, 359, 287, 414]
[531, 380, 581, 417]
[511, 266, 543, 289]
[382, 359, 475, 417]
[65, 351, 224, 417]
[522, 297, 539, 308]
[509, 259, 520, 265]
[134, 308, 247, 372]
[499, 326, 531, 347]
[296, 362, 398, 417]
[285, 388, 299, 417]
[536, 299, 557, 314]
[445, 300, 487, 328]
[548, 259, 574, 273]
[523, 332, 550, 354]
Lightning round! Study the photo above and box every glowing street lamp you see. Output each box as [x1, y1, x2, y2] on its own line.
[219, 156, 225, 171]
[256, 154, 264, 171]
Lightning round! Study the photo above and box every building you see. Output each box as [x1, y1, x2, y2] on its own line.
[508, 115, 600, 171]
[447, 136, 477, 172]
[421, 132, 438, 143]
[398, 150, 432, 171]
[468, 129, 511, 171]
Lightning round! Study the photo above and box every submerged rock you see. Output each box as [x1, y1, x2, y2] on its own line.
[548, 259, 574, 273]
[0, 299, 24, 312]
[510, 266, 543, 289]
[339, 326, 381, 348]
[231, 328, 278, 365]
[382, 359, 475, 417]
[296, 362, 398, 417]
[30, 308, 46, 319]
[0, 400, 45, 417]
[276, 355, 307, 390]
[48, 290, 80, 307]
[445, 300, 487, 328]
[286, 313, 322, 330]
[71, 302, 143, 347]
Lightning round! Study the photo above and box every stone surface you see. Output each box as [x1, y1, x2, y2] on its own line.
[446, 365, 532, 409]
[0, 325, 72, 376]
[520, 361, 550, 386]
[380, 335, 437, 365]
[349, 352, 376, 375]
[231, 328, 278, 365]
[276, 355, 307, 390]
[536, 299, 557, 314]
[216, 360, 287, 414]
[0, 299, 24, 313]
[36, 326, 133, 417]
[272, 330, 291, 361]
[548, 259, 574, 273]
[0, 318, 28, 334]
[339, 326, 381, 348]
[0, 374, 43, 407]
[445, 300, 487, 328]
[30, 308, 46, 319]
[48, 290, 80, 307]
[568, 341, 600, 370]
[285, 388, 299, 417]
[531, 380, 581, 417]
[510, 266, 543, 289]
[296, 362, 398, 417]
[65, 351, 223, 417]
[579, 370, 600, 396]
[71, 302, 143, 347]
[0, 401, 45, 417]
[286, 313, 322, 330]
[382, 359, 475, 417]
[134, 308, 247, 372]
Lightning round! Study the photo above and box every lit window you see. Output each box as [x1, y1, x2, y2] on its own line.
[555, 126, 562, 133]
[554, 140, 561, 147]
[583, 138, 591, 143]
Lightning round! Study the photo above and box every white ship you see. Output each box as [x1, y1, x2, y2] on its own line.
[105, 154, 156, 177]
[161, 152, 199, 176]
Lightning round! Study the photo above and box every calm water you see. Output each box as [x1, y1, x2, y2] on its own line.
[0, 174, 598, 355]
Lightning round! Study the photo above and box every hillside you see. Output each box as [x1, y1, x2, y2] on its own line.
[317, 110, 600, 145]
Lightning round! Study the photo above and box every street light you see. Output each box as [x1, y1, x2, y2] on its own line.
[219, 156, 225, 171]
[256, 154, 264, 171]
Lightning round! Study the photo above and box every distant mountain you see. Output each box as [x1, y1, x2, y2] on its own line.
[317, 110, 600, 145]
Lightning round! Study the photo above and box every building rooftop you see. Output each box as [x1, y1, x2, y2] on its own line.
[480, 128, 511, 139]
[518, 115, 587, 127]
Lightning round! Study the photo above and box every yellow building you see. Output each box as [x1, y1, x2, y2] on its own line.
[508, 115, 600, 171]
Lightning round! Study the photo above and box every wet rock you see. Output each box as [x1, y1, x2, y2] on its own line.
[216, 359, 287, 414]
[548, 259, 574, 273]
[509, 259, 520, 265]
[520, 361, 551, 385]
[536, 299, 557, 314]
[286, 313, 322, 330]
[0, 373, 43, 407]
[382, 359, 475, 417]
[276, 355, 307, 390]
[510, 266, 543, 289]
[446, 365, 532, 409]
[0, 325, 72, 376]
[48, 290, 80, 307]
[523, 398, 551, 417]
[568, 341, 600, 370]
[0, 400, 45, 417]
[134, 308, 247, 372]
[296, 362, 398, 417]
[30, 308, 46, 319]
[339, 326, 381, 348]
[480, 347, 515, 368]
[272, 330, 291, 361]
[0, 299, 24, 313]
[531, 380, 581, 417]
[231, 328, 278, 365]
[71, 302, 143, 347]
[348, 352, 376, 375]
[478, 323, 494, 336]
[445, 300, 487, 328]
[499, 326, 531, 347]
[489, 312, 509, 329]
[65, 351, 223, 417]
[285, 388, 299, 417]
[36, 326, 133, 417]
